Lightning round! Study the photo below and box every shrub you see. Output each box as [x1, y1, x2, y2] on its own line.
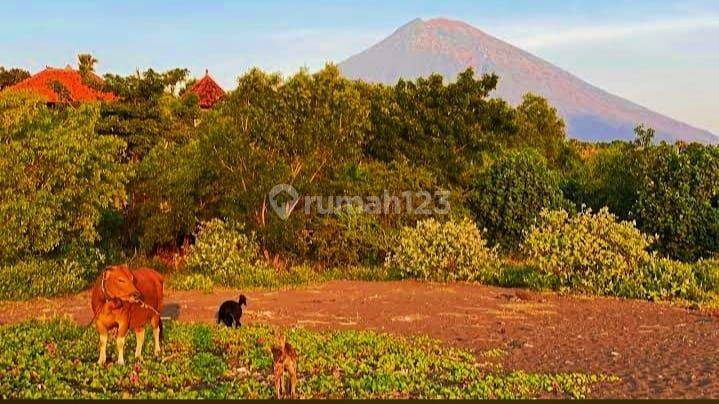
[486, 262, 560, 290]
[0, 254, 102, 300]
[523, 208, 654, 295]
[310, 205, 391, 267]
[324, 265, 401, 282]
[629, 258, 705, 302]
[569, 142, 640, 219]
[386, 218, 500, 282]
[182, 221, 324, 290]
[216, 264, 318, 290]
[185, 219, 268, 286]
[692, 259, 719, 293]
[168, 273, 214, 293]
[469, 149, 566, 252]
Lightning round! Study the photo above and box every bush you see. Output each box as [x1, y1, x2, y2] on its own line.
[692, 259, 719, 293]
[310, 206, 391, 267]
[486, 262, 560, 290]
[185, 219, 268, 286]
[217, 264, 322, 290]
[325, 265, 401, 282]
[182, 220, 325, 289]
[386, 218, 500, 282]
[523, 208, 654, 295]
[566, 142, 639, 219]
[0, 254, 102, 300]
[469, 149, 566, 252]
[629, 258, 705, 302]
[168, 273, 214, 293]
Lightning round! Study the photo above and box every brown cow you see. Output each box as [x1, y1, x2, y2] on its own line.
[90, 265, 164, 366]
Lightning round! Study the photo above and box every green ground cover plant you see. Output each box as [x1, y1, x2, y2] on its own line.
[0, 319, 614, 399]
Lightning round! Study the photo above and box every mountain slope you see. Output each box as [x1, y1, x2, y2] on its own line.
[339, 18, 717, 144]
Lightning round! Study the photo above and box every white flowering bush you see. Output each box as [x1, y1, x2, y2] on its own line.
[523, 208, 655, 295]
[631, 258, 704, 301]
[185, 219, 266, 286]
[385, 218, 500, 282]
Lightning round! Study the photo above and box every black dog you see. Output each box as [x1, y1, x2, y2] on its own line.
[217, 294, 247, 327]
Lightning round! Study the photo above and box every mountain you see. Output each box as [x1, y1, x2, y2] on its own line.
[339, 18, 717, 144]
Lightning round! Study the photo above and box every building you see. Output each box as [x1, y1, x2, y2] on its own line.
[188, 70, 225, 109]
[6, 65, 116, 103]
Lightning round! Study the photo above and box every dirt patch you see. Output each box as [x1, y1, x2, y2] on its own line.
[1, 280, 717, 399]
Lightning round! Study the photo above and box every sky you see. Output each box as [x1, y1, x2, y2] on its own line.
[1, 0, 718, 134]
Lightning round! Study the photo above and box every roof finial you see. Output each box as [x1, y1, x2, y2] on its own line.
[205, 68, 209, 76]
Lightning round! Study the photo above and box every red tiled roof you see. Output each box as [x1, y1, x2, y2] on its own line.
[6, 66, 116, 103]
[189, 71, 225, 108]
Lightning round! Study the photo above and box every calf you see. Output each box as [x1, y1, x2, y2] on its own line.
[90, 265, 164, 365]
[271, 334, 298, 399]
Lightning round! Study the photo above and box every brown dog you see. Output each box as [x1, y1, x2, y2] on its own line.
[90, 265, 164, 365]
[271, 334, 298, 399]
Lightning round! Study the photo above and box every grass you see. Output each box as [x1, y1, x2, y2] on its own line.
[167, 265, 400, 293]
[0, 319, 615, 399]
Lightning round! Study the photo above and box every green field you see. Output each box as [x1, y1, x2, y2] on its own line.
[0, 319, 614, 399]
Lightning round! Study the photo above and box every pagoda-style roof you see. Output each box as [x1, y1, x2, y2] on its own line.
[6, 66, 116, 103]
[189, 70, 225, 109]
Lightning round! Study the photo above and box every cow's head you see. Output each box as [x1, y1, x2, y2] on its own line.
[102, 265, 141, 302]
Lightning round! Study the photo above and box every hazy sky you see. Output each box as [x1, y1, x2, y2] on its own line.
[1, 0, 717, 133]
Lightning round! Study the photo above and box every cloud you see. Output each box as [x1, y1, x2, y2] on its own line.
[512, 15, 719, 50]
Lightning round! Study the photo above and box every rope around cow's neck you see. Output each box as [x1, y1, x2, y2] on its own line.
[87, 270, 161, 327]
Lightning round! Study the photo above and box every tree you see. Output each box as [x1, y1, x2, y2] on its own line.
[163, 68, 190, 95]
[0, 92, 128, 262]
[513, 93, 567, 167]
[634, 142, 719, 261]
[0, 66, 30, 90]
[212, 65, 371, 225]
[97, 68, 200, 161]
[469, 149, 566, 251]
[77, 53, 98, 77]
[365, 68, 516, 187]
[633, 124, 655, 148]
[131, 65, 373, 256]
[570, 141, 640, 219]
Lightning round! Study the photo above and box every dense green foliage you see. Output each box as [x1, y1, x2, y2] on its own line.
[3, 55, 719, 305]
[0, 319, 613, 399]
[0, 92, 128, 264]
[177, 219, 322, 289]
[565, 127, 719, 262]
[633, 142, 719, 262]
[523, 208, 718, 301]
[386, 218, 500, 282]
[524, 208, 654, 295]
[0, 253, 102, 300]
[513, 94, 568, 167]
[184, 219, 264, 283]
[0, 66, 30, 90]
[98, 68, 199, 161]
[470, 149, 566, 251]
